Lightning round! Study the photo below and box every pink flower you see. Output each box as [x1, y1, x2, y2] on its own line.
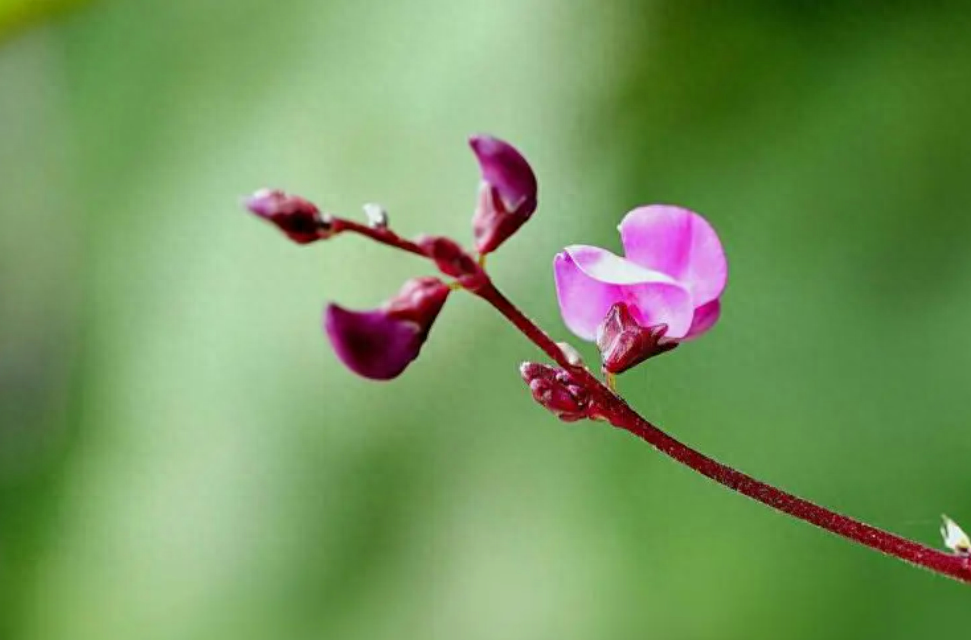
[554, 205, 727, 344]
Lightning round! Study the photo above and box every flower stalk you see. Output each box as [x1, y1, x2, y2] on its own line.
[261, 210, 971, 582]
[468, 243, 971, 582]
[245, 135, 971, 585]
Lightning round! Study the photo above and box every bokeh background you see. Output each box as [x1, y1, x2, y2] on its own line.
[4, 1, 971, 638]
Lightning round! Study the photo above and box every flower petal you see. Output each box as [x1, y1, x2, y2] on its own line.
[683, 299, 721, 340]
[620, 281, 695, 339]
[469, 135, 538, 215]
[563, 244, 681, 285]
[619, 205, 727, 305]
[554, 251, 622, 341]
[554, 246, 693, 341]
[324, 304, 424, 380]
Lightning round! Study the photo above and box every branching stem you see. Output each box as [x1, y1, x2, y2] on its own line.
[333, 219, 971, 585]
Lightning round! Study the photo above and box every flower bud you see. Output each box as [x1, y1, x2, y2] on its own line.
[324, 277, 450, 380]
[383, 276, 451, 325]
[596, 302, 678, 375]
[245, 188, 331, 244]
[519, 362, 593, 422]
[469, 135, 538, 255]
[417, 235, 487, 290]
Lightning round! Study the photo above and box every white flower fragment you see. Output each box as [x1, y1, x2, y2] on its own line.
[940, 514, 971, 555]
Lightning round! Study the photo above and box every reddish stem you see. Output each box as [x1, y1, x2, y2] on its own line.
[337, 221, 971, 584]
[606, 403, 971, 582]
[331, 218, 427, 257]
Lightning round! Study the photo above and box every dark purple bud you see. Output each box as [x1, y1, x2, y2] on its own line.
[417, 235, 487, 290]
[245, 188, 331, 244]
[519, 362, 593, 423]
[596, 302, 678, 375]
[469, 135, 538, 255]
[383, 276, 451, 325]
[324, 277, 450, 380]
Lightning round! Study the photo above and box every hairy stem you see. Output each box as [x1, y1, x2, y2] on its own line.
[338, 221, 971, 584]
[607, 402, 971, 581]
[479, 279, 971, 583]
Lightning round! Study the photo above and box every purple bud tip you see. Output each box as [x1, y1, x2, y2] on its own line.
[468, 135, 538, 254]
[519, 362, 593, 423]
[324, 278, 450, 381]
[245, 188, 328, 244]
[596, 302, 678, 375]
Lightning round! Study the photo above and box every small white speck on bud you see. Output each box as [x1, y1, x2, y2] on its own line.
[941, 514, 971, 555]
[319, 212, 336, 235]
[556, 341, 584, 367]
[363, 203, 389, 229]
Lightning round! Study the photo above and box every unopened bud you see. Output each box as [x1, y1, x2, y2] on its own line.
[324, 277, 450, 380]
[245, 188, 330, 244]
[469, 135, 538, 255]
[383, 276, 451, 325]
[417, 235, 487, 290]
[596, 302, 678, 375]
[519, 362, 593, 423]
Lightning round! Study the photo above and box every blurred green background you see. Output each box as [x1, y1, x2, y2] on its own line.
[4, 1, 971, 638]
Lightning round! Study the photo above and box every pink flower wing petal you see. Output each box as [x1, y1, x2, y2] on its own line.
[683, 299, 721, 340]
[620, 282, 694, 339]
[554, 246, 693, 341]
[619, 205, 727, 305]
[554, 251, 623, 341]
[563, 244, 680, 285]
